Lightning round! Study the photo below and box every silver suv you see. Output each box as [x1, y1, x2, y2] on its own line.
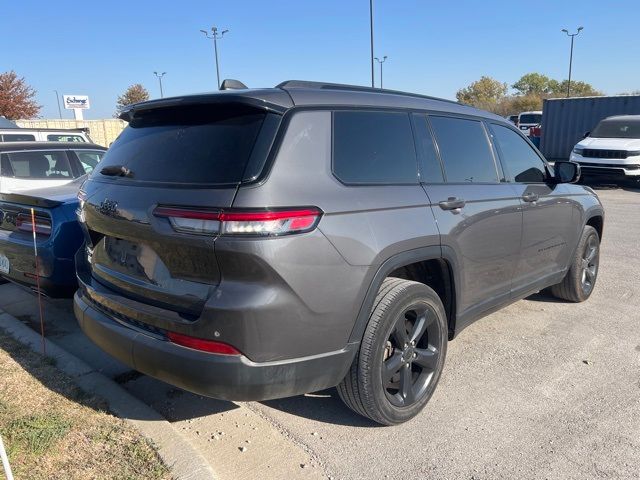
[74, 81, 604, 425]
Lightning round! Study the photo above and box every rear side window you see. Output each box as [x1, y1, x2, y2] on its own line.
[2, 134, 36, 142]
[429, 116, 498, 183]
[47, 134, 86, 142]
[94, 105, 267, 184]
[333, 111, 418, 184]
[491, 124, 546, 183]
[0, 150, 75, 179]
[75, 150, 105, 174]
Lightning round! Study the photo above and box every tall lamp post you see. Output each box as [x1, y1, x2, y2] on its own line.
[369, 0, 375, 87]
[153, 71, 166, 98]
[53, 90, 62, 119]
[561, 27, 583, 98]
[374, 56, 387, 89]
[200, 26, 229, 89]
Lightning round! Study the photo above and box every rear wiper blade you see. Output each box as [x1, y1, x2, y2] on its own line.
[100, 165, 133, 177]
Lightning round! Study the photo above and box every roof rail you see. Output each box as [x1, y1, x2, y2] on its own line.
[275, 80, 459, 105]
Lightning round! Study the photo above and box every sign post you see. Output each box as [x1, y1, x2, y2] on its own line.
[63, 94, 90, 120]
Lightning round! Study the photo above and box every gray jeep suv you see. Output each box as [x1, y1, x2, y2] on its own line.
[74, 81, 604, 425]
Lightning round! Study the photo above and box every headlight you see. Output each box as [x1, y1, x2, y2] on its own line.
[573, 147, 584, 155]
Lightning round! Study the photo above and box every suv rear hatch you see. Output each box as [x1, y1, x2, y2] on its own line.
[80, 100, 283, 319]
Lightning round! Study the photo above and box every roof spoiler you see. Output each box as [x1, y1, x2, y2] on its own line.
[220, 79, 248, 90]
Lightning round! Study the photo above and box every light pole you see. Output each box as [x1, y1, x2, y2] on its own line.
[200, 26, 229, 89]
[53, 90, 62, 119]
[369, 0, 375, 87]
[561, 27, 583, 98]
[153, 71, 166, 98]
[374, 56, 387, 89]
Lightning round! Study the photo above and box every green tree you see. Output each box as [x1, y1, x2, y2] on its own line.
[0, 71, 41, 119]
[115, 84, 150, 117]
[551, 80, 602, 97]
[456, 76, 508, 112]
[512, 73, 557, 96]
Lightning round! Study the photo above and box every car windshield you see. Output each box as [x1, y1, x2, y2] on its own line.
[590, 118, 640, 139]
[519, 114, 542, 124]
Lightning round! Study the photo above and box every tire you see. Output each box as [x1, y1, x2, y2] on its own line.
[550, 225, 600, 302]
[337, 277, 448, 425]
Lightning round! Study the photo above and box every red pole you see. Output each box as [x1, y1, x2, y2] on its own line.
[30, 208, 46, 355]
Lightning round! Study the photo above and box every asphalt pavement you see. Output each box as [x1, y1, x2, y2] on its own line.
[0, 186, 638, 480]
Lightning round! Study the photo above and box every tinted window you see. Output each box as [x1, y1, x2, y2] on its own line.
[412, 114, 444, 182]
[2, 134, 36, 142]
[333, 111, 418, 184]
[429, 116, 498, 183]
[94, 105, 266, 184]
[1, 150, 75, 179]
[47, 134, 86, 142]
[519, 114, 542, 124]
[492, 124, 546, 183]
[76, 150, 105, 174]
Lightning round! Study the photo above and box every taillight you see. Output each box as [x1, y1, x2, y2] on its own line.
[167, 331, 241, 355]
[16, 214, 52, 237]
[153, 206, 323, 236]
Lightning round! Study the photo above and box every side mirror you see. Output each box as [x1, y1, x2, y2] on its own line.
[583, 131, 590, 139]
[554, 161, 581, 184]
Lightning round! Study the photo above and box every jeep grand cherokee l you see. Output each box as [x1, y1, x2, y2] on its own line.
[74, 81, 604, 425]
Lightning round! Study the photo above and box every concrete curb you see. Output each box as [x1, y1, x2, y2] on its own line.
[0, 310, 216, 480]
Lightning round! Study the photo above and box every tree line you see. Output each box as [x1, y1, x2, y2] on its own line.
[456, 73, 603, 115]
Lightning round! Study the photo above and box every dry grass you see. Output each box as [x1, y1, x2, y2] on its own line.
[0, 329, 171, 480]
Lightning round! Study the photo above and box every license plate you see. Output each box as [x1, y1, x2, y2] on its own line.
[0, 253, 9, 274]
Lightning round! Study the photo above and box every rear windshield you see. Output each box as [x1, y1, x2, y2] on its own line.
[47, 134, 86, 142]
[0, 150, 76, 179]
[519, 114, 542, 124]
[591, 118, 640, 139]
[93, 105, 266, 185]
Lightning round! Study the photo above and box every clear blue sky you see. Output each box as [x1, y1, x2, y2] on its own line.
[2, 0, 639, 119]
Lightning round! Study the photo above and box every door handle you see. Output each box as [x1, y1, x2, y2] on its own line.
[439, 197, 466, 210]
[521, 192, 539, 203]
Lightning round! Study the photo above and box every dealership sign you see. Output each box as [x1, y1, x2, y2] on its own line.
[63, 95, 90, 110]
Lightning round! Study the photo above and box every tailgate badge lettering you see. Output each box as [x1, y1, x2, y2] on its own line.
[97, 199, 118, 217]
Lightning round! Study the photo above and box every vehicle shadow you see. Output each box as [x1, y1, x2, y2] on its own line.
[258, 388, 382, 428]
[525, 291, 568, 303]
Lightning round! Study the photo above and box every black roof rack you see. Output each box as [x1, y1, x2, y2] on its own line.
[276, 80, 459, 106]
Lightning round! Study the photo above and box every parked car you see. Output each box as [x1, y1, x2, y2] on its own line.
[0, 142, 106, 193]
[517, 110, 542, 136]
[0, 177, 85, 297]
[74, 80, 604, 425]
[0, 128, 91, 143]
[506, 114, 519, 125]
[570, 115, 640, 185]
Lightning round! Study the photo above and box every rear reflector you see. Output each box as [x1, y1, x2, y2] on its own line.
[16, 214, 52, 237]
[153, 206, 322, 236]
[167, 331, 241, 355]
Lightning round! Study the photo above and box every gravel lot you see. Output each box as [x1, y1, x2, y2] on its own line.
[1, 186, 638, 480]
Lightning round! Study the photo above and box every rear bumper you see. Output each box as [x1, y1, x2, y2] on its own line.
[0, 236, 77, 297]
[74, 290, 357, 401]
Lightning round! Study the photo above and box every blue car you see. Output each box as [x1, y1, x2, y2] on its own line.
[0, 178, 84, 297]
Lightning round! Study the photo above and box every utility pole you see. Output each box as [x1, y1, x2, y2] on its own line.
[369, 0, 375, 87]
[153, 71, 166, 98]
[561, 27, 583, 98]
[200, 26, 229, 89]
[374, 56, 387, 89]
[53, 90, 62, 119]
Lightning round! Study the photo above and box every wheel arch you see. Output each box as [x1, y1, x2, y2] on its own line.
[348, 246, 461, 344]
